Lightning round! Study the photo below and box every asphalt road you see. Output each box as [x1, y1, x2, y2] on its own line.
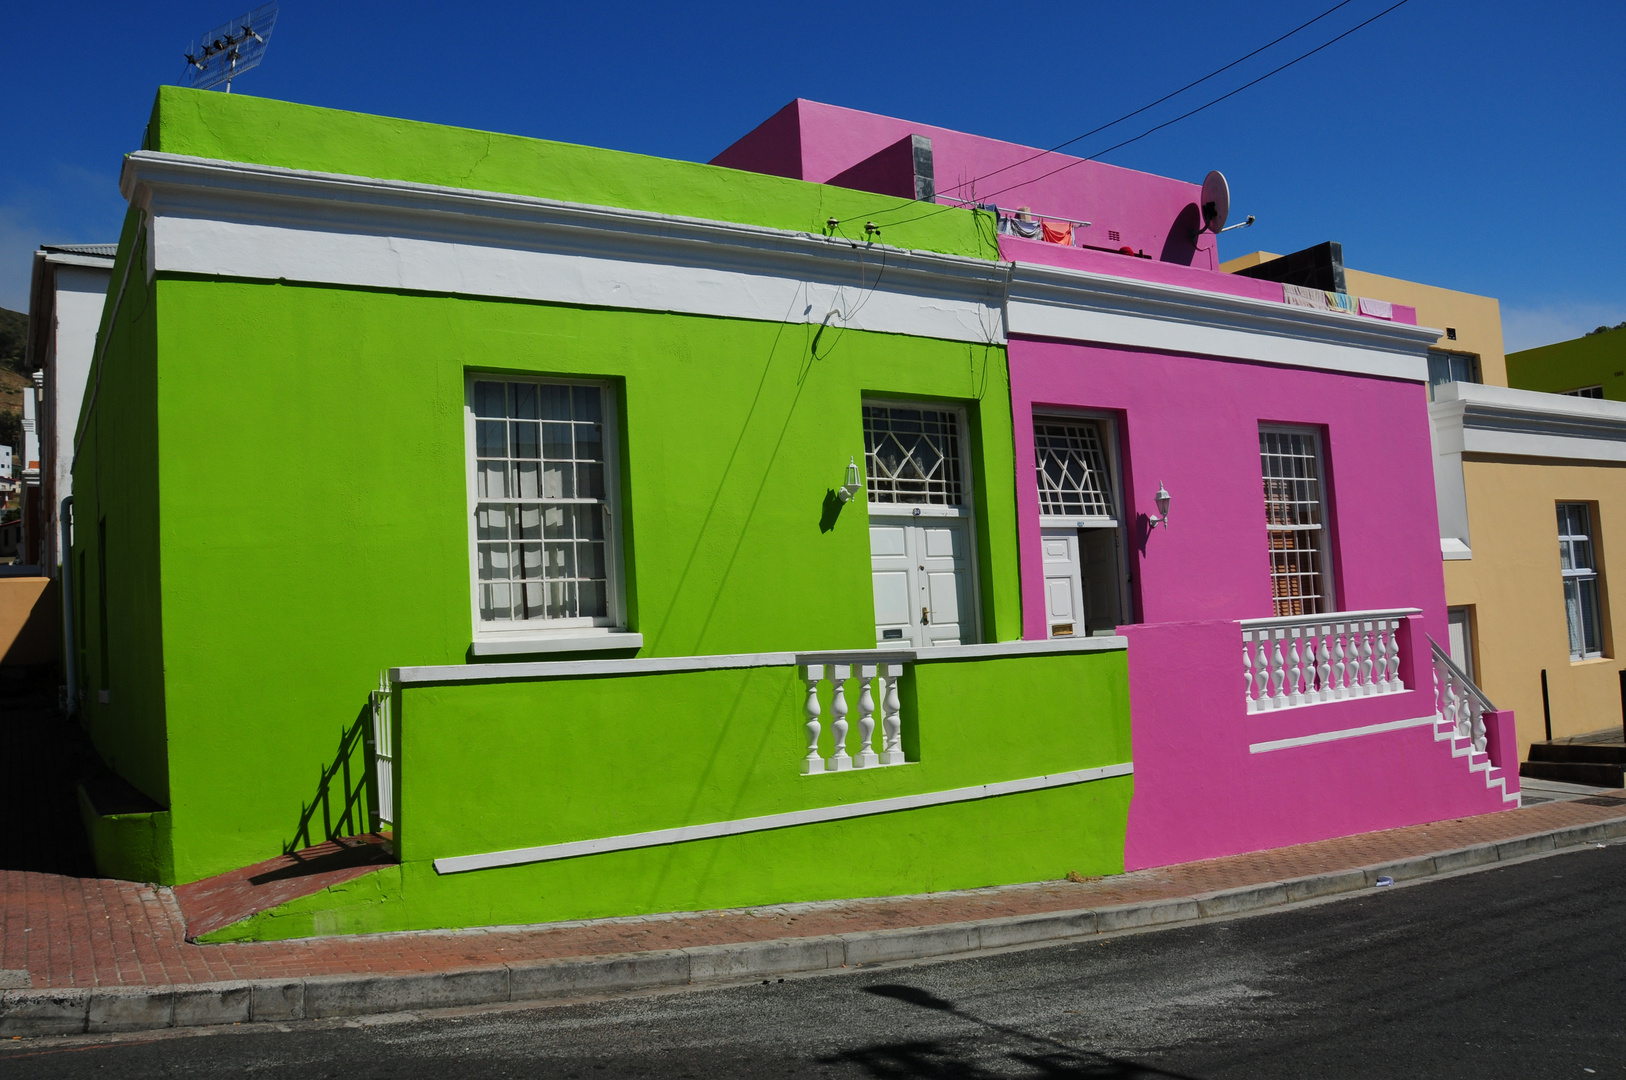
[5, 843, 1625, 1079]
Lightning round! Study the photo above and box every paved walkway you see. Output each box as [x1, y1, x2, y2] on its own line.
[4, 794, 1625, 992]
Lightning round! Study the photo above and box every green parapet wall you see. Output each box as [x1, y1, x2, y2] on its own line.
[142, 87, 997, 263]
[1506, 326, 1626, 399]
[200, 645, 1132, 942]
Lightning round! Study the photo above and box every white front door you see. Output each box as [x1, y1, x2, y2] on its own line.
[871, 517, 977, 648]
[1041, 528, 1084, 638]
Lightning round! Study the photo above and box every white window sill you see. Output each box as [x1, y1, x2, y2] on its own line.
[470, 631, 644, 657]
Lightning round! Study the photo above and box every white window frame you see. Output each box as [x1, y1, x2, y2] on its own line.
[1033, 410, 1131, 629]
[1562, 385, 1604, 399]
[464, 374, 634, 655]
[1558, 502, 1605, 661]
[1259, 424, 1336, 617]
[863, 399, 983, 642]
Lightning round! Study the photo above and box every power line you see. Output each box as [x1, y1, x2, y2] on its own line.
[944, 0, 1357, 196]
[842, 0, 1416, 231]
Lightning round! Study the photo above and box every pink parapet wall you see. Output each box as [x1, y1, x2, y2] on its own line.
[713, 99, 1221, 269]
[1009, 338, 1450, 644]
[1121, 619, 1519, 872]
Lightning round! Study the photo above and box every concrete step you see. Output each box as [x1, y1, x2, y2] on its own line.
[1527, 742, 1626, 765]
[1519, 760, 1626, 789]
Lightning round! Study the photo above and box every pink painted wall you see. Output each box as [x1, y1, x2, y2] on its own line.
[1121, 619, 1517, 870]
[1009, 338, 1450, 645]
[713, 99, 1219, 269]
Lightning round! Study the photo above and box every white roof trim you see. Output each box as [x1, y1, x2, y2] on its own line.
[118, 151, 1009, 346]
[1009, 262, 1441, 382]
[1432, 382, 1626, 463]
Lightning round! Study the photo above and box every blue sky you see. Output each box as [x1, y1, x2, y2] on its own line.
[3, 0, 1622, 350]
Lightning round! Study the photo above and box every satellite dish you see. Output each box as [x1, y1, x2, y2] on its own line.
[1199, 170, 1230, 234]
[182, 2, 279, 93]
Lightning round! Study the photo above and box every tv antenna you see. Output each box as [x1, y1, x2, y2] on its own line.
[1190, 170, 1255, 240]
[183, 3, 279, 93]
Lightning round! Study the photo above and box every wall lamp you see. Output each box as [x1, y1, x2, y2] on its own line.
[837, 457, 865, 503]
[1148, 484, 1172, 529]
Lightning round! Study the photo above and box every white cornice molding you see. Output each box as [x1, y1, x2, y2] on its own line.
[1009, 262, 1442, 381]
[116, 150, 1441, 381]
[1431, 382, 1626, 463]
[118, 151, 1009, 345]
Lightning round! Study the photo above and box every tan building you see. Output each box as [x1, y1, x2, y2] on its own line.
[1225, 249, 1625, 779]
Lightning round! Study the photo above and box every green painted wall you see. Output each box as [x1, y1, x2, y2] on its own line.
[76, 276, 1021, 884]
[1506, 326, 1626, 399]
[72, 206, 171, 812]
[140, 87, 995, 264]
[203, 648, 1132, 941]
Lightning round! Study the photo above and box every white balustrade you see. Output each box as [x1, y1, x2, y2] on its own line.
[799, 657, 911, 773]
[368, 670, 395, 828]
[1431, 640, 1493, 753]
[1241, 609, 1418, 713]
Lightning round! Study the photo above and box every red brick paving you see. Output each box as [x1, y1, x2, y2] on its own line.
[3, 797, 1624, 991]
[172, 835, 394, 941]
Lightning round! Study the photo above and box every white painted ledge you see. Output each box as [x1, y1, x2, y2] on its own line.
[1441, 538, 1472, 560]
[395, 636, 1128, 686]
[469, 631, 644, 657]
[433, 761, 1135, 874]
[1248, 714, 1438, 754]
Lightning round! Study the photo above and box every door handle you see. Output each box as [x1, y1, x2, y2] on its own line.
[921, 606, 930, 625]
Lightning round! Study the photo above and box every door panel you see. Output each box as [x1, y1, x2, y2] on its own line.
[1041, 529, 1084, 638]
[870, 516, 977, 648]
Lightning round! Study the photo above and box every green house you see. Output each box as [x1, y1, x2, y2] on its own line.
[1506, 324, 1626, 399]
[69, 88, 1133, 939]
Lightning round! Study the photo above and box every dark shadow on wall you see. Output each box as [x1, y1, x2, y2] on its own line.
[286, 703, 378, 854]
[1159, 204, 1202, 266]
[820, 488, 846, 533]
[821, 984, 1208, 1079]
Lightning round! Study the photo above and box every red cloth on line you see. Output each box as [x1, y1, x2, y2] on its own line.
[1041, 221, 1073, 245]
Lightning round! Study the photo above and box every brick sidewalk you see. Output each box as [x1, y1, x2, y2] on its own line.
[4, 794, 1625, 993]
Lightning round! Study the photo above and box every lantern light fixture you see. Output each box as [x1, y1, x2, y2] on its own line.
[837, 457, 864, 503]
[1149, 484, 1172, 529]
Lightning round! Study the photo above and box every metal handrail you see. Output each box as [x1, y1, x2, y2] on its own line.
[1429, 635, 1497, 712]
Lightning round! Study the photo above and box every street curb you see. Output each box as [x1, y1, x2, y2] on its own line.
[6, 813, 1625, 1037]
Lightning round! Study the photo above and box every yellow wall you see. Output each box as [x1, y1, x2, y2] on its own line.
[1449, 457, 1626, 753]
[0, 576, 58, 667]
[1221, 252, 1507, 387]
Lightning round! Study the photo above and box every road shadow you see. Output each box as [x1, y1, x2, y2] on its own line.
[819, 984, 1207, 1080]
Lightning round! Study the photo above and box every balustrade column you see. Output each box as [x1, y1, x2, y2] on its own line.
[1287, 629, 1305, 707]
[1244, 633, 1257, 711]
[880, 663, 906, 765]
[1316, 626, 1333, 703]
[1385, 620, 1404, 691]
[1270, 630, 1289, 709]
[800, 664, 825, 775]
[853, 664, 880, 768]
[827, 664, 853, 771]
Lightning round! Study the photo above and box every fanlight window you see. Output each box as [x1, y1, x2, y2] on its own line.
[863, 405, 964, 506]
[1034, 419, 1115, 519]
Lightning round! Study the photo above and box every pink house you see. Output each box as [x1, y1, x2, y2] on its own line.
[717, 100, 1520, 869]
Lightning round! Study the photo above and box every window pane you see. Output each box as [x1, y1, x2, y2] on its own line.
[476, 420, 507, 458]
[474, 382, 506, 419]
[573, 385, 603, 423]
[472, 379, 616, 628]
[1581, 578, 1603, 655]
[539, 384, 572, 421]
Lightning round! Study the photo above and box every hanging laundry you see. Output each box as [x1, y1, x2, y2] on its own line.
[1358, 296, 1394, 320]
[1041, 220, 1073, 245]
[1282, 283, 1323, 309]
[1004, 216, 1041, 239]
[1325, 291, 1357, 314]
